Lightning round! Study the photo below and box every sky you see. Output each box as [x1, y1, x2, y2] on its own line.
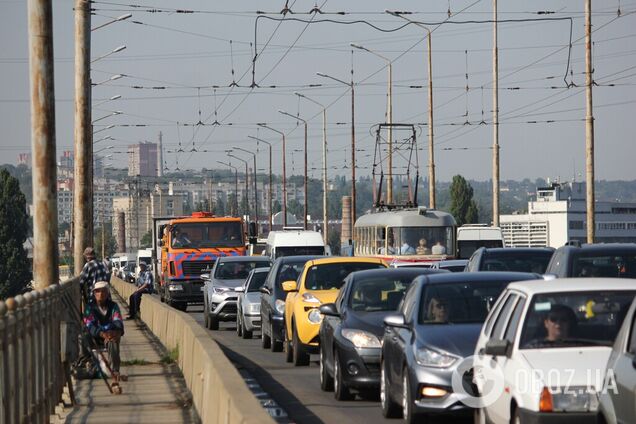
[1, 0, 635, 182]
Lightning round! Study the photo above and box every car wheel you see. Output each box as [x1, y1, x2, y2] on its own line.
[261, 321, 271, 349]
[402, 369, 420, 424]
[381, 360, 401, 418]
[208, 314, 219, 331]
[512, 407, 521, 424]
[319, 346, 334, 392]
[242, 316, 252, 339]
[236, 313, 243, 337]
[334, 352, 353, 401]
[204, 295, 210, 329]
[270, 321, 283, 352]
[473, 407, 486, 424]
[284, 328, 293, 363]
[292, 324, 310, 366]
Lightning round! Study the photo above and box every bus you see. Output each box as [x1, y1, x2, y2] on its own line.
[354, 206, 457, 264]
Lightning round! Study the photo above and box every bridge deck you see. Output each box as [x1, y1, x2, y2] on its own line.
[56, 296, 199, 424]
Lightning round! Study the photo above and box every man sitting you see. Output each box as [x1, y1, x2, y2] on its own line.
[127, 262, 153, 320]
[83, 281, 124, 391]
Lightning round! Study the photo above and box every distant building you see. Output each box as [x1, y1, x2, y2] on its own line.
[501, 181, 636, 248]
[128, 142, 158, 177]
[17, 153, 32, 167]
[58, 150, 73, 179]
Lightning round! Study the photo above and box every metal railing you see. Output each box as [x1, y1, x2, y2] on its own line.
[0, 277, 80, 424]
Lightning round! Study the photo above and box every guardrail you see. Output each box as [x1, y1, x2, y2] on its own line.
[111, 277, 275, 424]
[0, 278, 81, 424]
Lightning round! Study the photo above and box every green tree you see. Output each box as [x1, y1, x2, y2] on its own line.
[214, 197, 225, 216]
[94, 223, 118, 256]
[328, 228, 341, 256]
[0, 169, 32, 299]
[140, 230, 153, 248]
[449, 175, 479, 226]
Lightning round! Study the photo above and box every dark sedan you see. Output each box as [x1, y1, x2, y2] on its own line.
[545, 242, 636, 278]
[380, 271, 540, 423]
[465, 247, 555, 273]
[318, 268, 450, 401]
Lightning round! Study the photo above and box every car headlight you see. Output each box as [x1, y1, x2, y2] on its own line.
[302, 293, 321, 303]
[308, 308, 322, 323]
[275, 299, 285, 314]
[168, 284, 183, 291]
[548, 387, 599, 412]
[212, 286, 231, 294]
[248, 303, 260, 314]
[341, 329, 381, 348]
[414, 347, 458, 368]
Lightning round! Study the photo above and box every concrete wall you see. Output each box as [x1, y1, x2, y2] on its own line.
[111, 277, 274, 424]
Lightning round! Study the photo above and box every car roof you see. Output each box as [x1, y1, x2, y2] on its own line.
[349, 268, 447, 280]
[507, 277, 636, 294]
[557, 243, 636, 253]
[437, 259, 469, 266]
[216, 256, 271, 263]
[415, 271, 540, 286]
[306, 256, 387, 266]
[482, 247, 555, 254]
[275, 255, 324, 264]
[250, 267, 271, 273]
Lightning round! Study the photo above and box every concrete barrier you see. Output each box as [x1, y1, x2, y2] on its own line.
[110, 277, 274, 424]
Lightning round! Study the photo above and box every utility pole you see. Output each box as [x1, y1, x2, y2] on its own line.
[351, 66, 357, 230]
[278, 111, 309, 230]
[492, 0, 500, 227]
[249, 136, 273, 233]
[28, 0, 59, 288]
[426, 31, 436, 209]
[585, 0, 595, 243]
[73, 0, 91, 274]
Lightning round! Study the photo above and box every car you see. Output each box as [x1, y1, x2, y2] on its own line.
[236, 267, 270, 339]
[319, 267, 450, 400]
[430, 259, 468, 272]
[598, 296, 636, 424]
[121, 262, 137, 284]
[380, 271, 541, 423]
[260, 255, 324, 352]
[545, 243, 636, 278]
[202, 256, 271, 330]
[283, 257, 387, 366]
[473, 278, 636, 424]
[389, 261, 433, 269]
[465, 247, 555, 273]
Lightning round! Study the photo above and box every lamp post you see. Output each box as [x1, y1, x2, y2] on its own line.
[93, 94, 121, 108]
[248, 135, 273, 233]
[90, 45, 126, 64]
[92, 111, 122, 124]
[91, 13, 132, 31]
[316, 71, 357, 231]
[350, 43, 393, 204]
[295, 92, 328, 242]
[278, 110, 308, 230]
[258, 124, 287, 227]
[228, 153, 250, 219]
[217, 160, 239, 216]
[386, 11, 436, 209]
[233, 146, 258, 234]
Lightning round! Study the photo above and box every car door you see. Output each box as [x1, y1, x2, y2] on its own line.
[323, 280, 347, 373]
[611, 310, 636, 424]
[260, 262, 278, 335]
[391, 283, 419, 395]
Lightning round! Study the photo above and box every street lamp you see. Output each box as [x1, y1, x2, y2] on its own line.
[386, 10, 436, 209]
[91, 45, 126, 64]
[91, 13, 132, 31]
[228, 153, 250, 219]
[295, 92, 328, 242]
[350, 42, 394, 204]
[93, 94, 122, 108]
[217, 160, 239, 216]
[233, 146, 258, 234]
[92, 74, 124, 86]
[93, 135, 113, 144]
[92, 111, 122, 124]
[93, 124, 115, 135]
[258, 124, 288, 227]
[278, 110, 308, 230]
[248, 135, 273, 233]
[316, 71, 357, 232]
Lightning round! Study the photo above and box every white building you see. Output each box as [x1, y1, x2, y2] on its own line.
[501, 181, 636, 248]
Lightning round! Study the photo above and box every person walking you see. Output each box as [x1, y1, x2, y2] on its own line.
[79, 247, 109, 303]
[126, 262, 153, 319]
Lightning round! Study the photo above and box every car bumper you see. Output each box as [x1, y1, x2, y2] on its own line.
[516, 408, 600, 424]
[271, 314, 285, 342]
[165, 280, 204, 303]
[209, 296, 239, 321]
[337, 344, 381, 390]
[410, 364, 472, 414]
[243, 313, 261, 331]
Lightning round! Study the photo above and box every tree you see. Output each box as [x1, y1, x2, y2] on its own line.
[449, 175, 479, 226]
[140, 230, 153, 248]
[0, 169, 32, 299]
[93, 223, 118, 257]
[214, 197, 225, 216]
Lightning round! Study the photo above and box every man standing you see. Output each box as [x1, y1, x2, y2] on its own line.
[79, 247, 109, 303]
[83, 281, 124, 392]
[127, 262, 153, 319]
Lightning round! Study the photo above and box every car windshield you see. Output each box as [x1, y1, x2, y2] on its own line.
[419, 280, 509, 324]
[349, 275, 415, 312]
[171, 222, 243, 248]
[214, 261, 269, 280]
[275, 246, 325, 258]
[571, 253, 636, 278]
[247, 271, 268, 292]
[304, 262, 386, 291]
[458, 240, 504, 259]
[482, 251, 552, 273]
[519, 290, 636, 349]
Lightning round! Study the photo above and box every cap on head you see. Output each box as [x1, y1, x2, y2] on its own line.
[139, 262, 147, 269]
[94, 281, 110, 291]
[83, 247, 96, 258]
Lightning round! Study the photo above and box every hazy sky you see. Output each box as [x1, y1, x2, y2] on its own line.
[1, 0, 635, 182]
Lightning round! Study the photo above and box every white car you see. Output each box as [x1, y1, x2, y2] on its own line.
[472, 278, 636, 424]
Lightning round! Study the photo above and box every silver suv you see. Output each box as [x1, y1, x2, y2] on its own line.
[202, 256, 271, 330]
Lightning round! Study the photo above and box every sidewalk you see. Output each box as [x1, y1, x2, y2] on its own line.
[57, 295, 200, 424]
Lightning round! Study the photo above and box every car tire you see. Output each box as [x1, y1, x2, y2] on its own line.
[270, 322, 283, 352]
[208, 314, 219, 331]
[334, 352, 353, 401]
[261, 321, 271, 349]
[512, 407, 521, 424]
[236, 312, 243, 337]
[242, 317, 252, 339]
[402, 368, 420, 424]
[292, 324, 310, 366]
[381, 361, 401, 418]
[284, 328, 293, 363]
[204, 295, 210, 329]
[319, 346, 334, 392]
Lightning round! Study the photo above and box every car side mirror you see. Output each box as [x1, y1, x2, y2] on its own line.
[235, 287, 245, 293]
[484, 339, 511, 357]
[542, 273, 557, 281]
[384, 314, 408, 328]
[319, 303, 339, 317]
[282, 280, 298, 292]
[259, 286, 270, 295]
[201, 273, 210, 281]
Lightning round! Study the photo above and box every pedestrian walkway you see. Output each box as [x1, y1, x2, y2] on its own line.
[56, 295, 200, 424]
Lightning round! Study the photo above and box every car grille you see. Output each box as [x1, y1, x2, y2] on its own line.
[182, 261, 216, 276]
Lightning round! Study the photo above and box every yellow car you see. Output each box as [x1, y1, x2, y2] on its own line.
[282, 257, 387, 366]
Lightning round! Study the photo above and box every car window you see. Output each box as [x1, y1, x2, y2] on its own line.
[571, 253, 636, 278]
[303, 262, 385, 291]
[490, 294, 518, 340]
[484, 291, 509, 337]
[214, 260, 269, 279]
[627, 309, 636, 354]
[400, 283, 419, 322]
[503, 297, 526, 344]
[481, 251, 553, 273]
[349, 275, 414, 312]
[276, 262, 307, 289]
[247, 271, 268, 292]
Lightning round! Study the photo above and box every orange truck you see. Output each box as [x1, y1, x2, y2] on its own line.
[158, 212, 247, 310]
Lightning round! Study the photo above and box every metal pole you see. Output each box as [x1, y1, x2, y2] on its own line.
[303, 121, 308, 230]
[492, 0, 500, 227]
[322, 108, 328, 243]
[427, 30, 436, 209]
[351, 78, 356, 234]
[387, 63, 393, 205]
[268, 143, 272, 231]
[28, 0, 59, 288]
[73, 0, 91, 275]
[282, 134, 287, 227]
[585, 0, 595, 243]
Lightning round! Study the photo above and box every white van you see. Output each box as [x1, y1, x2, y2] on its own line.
[456, 224, 504, 259]
[136, 248, 153, 276]
[265, 229, 329, 259]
